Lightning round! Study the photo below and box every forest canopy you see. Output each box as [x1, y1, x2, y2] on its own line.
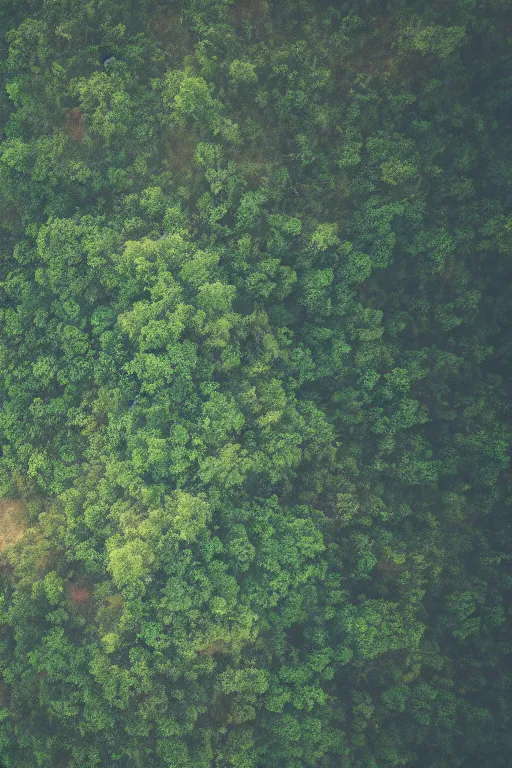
[0, 0, 511, 766]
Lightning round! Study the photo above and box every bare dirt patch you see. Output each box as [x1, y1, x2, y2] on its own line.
[0, 499, 27, 552]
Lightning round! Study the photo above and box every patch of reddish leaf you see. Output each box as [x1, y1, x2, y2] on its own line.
[69, 585, 91, 604]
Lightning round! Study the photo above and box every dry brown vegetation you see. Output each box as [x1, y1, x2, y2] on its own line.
[0, 206, 21, 231]
[65, 107, 85, 142]
[230, 0, 266, 30]
[0, 499, 28, 553]
[151, 8, 192, 65]
[164, 126, 198, 174]
[198, 639, 229, 655]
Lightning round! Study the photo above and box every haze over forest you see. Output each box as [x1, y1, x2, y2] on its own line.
[0, 1, 511, 766]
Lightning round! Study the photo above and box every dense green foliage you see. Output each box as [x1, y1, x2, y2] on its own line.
[0, 0, 511, 766]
